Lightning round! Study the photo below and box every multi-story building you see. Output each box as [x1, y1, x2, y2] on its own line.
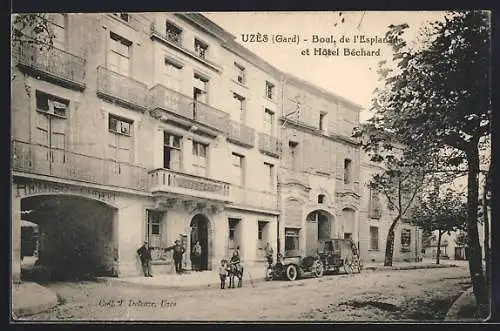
[358, 146, 422, 262]
[278, 74, 363, 257]
[11, 12, 280, 281]
[11, 12, 424, 282]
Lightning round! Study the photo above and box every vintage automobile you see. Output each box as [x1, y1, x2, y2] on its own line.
[266, 253, 324, 281]
[317, 238, 363, 274]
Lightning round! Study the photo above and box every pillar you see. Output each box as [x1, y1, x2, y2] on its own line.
[12, 185, 21, 284]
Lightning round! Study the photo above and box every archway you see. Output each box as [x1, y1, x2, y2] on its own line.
[189, 214, 210, 271]
[20, 194, 117, 281]
[305, 210, 335, 255]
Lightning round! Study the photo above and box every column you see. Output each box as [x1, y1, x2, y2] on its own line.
[12, 185, 21, 284]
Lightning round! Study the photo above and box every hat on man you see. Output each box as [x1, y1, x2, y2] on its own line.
[175, 239, 181, 244]
[144, 241, 148, 244]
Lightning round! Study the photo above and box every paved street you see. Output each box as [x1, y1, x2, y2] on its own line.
[19, 265, 471, 322]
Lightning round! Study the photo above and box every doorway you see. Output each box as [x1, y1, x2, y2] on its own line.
[190, 214, 210, 271]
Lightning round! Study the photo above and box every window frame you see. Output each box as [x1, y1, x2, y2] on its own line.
[265, 81, 275, 100]
[369, 226, 379, 251]
[400, 228, 412, 252]
[344, 158, 352, 184]
[166, 21, 183, 45]
[235, 62, 246, 85]
[35, 90, 69, 119]
[108, 114, 133, 137]
[194, 38, 209, 59]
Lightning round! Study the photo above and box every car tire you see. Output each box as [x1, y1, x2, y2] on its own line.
[286, 264, 298, 281]
[313, 261, 324, 278]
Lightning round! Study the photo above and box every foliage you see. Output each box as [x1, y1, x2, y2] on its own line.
[355, 10, 490, 304]
[410, 188, 467, 235]
[12, 13, 55, 46]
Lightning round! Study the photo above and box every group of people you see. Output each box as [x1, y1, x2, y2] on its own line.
[137, 240, 275, 283]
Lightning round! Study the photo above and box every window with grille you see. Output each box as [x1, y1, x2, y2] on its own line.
[166, 21, 182, 45]
[194, 38, 208, 59]
[265, 81, 275, 100]
[370, 226, 379, 251]
[36, 91, 69, 118]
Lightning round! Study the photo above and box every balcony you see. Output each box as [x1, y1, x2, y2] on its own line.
[230, 186, 278, 211]
[96, 66, 148, 111]
[15, 41, 86, 90]
[149, 84, 230, 134]
[227, 120, 255, 148]
[258, 132, 281, 158]
[149, 168, 231, 202]
[149, 22, 222, 73]
[12, 140, 149, 191]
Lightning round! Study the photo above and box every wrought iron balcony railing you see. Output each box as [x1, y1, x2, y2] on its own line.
[227, 120, 255, 148]
[12, 140, 149, 191]
[15, 40, 86, 90]
[149, 168, 230, 201]
[258, 132, 281, 158]
[96, 66, 149, 111]
[149, 84, 230, 133]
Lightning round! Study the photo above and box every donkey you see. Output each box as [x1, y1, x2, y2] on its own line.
[228, 262, 244, 288]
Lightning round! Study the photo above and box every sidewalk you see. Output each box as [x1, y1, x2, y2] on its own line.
[363, 259, 465, 271]
[12, 282, 59, 319]
[100, 266, 268, 291]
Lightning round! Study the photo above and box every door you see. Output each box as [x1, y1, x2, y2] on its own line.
[34, 111, 67, 176]
[190, 215, 209, 271]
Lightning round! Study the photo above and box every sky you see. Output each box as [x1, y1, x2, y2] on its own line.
[203, 11, 447, 122]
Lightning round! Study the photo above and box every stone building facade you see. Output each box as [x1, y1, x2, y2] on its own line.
[11, 12, 422, 281]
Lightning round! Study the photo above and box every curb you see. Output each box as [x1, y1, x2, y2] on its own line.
[101, 274, 268, 291]
[364, 264, 458, 271]
[444, 287, 475, 321]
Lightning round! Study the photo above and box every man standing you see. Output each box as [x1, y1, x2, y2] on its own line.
[165, 240, 185, 274]
[192, 241, 202, 271]
[137, 241, 153, 277]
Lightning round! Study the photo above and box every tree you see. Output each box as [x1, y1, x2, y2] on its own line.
[358, 11, 490, 305]
[410, 188, 467, 264]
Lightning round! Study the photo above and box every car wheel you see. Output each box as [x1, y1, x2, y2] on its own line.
[344, 257, 354, 274]
[313, 261, 324, 278]
[265, 267, 274, 281]
[286, 264, 298, 281]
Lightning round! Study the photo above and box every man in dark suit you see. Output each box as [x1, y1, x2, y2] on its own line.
[137, 241, 153, 277]
[165, 240, 185, 274]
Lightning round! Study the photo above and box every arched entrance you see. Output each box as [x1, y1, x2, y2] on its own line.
[20, 194, 117, 281]
[305, 210, 335, 255]
[190, 214, 210, 271]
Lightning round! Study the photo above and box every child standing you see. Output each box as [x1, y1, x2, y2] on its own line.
[219, 259, 228, 289]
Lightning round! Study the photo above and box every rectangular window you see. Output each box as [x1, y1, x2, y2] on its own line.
[193, 74, 209, 115]
[289, 141, 299, 170]
[285, 228, 300, 257]
[264, 162, 274, 191]
[228, 218, 240, 253]
[109, 32, 131, 76]
[163, 133, 182, 170]
[36, 91, 69, 118]
[370, 189, 382, 219]
[233, 93, 246, 122]
[344, 233, 352, 240]
[344, 159, 352, 184]
[232, 152, 244, 186]
[257, 221, 269, 255]
[263, 109, 274, 136]
[265, 81, 275, 100]
[113, 13, 129, 22]
[47, 13, 66, 50]
[319, 112, 327, 131]
[108, 114, 132, 136]
[192, 141, 208, 176]
[370, 226, 379, 251]
[194, 38, 209, 59]
[166, 21, 182, 45]
[147, 210, 163, 261]
[401, 229, 411, 252]
[235, 62, 246, 84]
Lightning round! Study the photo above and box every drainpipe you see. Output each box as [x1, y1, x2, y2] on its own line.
[277, 73, 288, 256]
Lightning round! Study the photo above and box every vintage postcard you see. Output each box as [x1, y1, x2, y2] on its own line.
[10, 11, 491, 322]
